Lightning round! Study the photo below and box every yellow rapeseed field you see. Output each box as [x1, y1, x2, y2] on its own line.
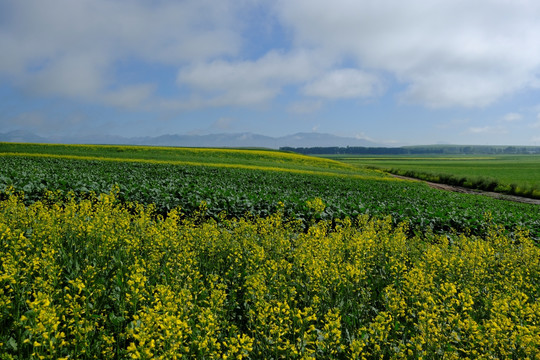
[0, 188, 539, 359]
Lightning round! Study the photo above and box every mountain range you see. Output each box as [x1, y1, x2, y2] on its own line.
[0, 130, 383, 148]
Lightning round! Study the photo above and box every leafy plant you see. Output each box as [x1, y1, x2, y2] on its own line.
[1, 155, 538, 241]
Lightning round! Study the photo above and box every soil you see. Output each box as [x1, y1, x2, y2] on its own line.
[391, 174, 540, 205]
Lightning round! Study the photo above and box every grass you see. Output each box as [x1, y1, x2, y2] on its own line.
[322, 154, 540, 198]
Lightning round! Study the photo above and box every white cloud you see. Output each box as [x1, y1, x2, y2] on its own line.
[177, 50, 324, 106]
[399, 70, 518, 107]
[3, 0, 540, 116]
[0, 0, 242, 106]
[355, 132, 378, 143]
[276, 0, 540, 107]
[503, 112, 522, 122]
[103, 84, 156, 109]
[21, 53, 109, 99]
[303, 69, 382, 99]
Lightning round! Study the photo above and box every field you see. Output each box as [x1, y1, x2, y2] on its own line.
[0, 143, 362, 174]
[1, 143, 539, 359]
[322, 154, 540, 198]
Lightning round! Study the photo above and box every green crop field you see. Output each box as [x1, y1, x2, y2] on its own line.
[1, 143, 539, 359]
[1, 144, 538, 239]
[322, 154, 540, 198]
[0, 142, 363, 175]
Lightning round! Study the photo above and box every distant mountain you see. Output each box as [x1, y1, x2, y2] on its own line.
[134, 133, 281, 148]
[0, 131, 382, 148]
[0, 130, 48, 143]
[277, 132, 380, 148]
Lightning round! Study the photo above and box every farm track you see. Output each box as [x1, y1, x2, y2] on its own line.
[391, 174, 540, 205]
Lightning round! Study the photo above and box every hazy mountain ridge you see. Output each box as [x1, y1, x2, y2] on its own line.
[0, 130, 381, 148]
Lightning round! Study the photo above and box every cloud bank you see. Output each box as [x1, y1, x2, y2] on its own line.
[0, 0, 241, 108]
[1, 0, 540, 112]
[277, 0, 540, 107]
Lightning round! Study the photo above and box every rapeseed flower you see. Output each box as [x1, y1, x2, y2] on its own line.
[0, 191, 538, 359]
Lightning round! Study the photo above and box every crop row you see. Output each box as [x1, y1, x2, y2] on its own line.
[1, 155, 539, 240]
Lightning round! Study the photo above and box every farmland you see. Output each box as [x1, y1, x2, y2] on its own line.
[1, 143, 539, 359]
[322, 154, 540, 198]
[1, 150, 539, 239]
[0, 142, 363, 175]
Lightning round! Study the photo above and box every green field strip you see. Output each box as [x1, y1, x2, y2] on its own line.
[326, 153, 540, 193]
[0, 152, 395, 182]
[333, 157, 497, 161]
[0, 142, 362, 174]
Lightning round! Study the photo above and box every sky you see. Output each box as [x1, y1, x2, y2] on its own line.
[2, 0, 540, 146]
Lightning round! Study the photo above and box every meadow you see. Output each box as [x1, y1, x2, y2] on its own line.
[0, 143, 539, 359]
[322, 154, 540, 198]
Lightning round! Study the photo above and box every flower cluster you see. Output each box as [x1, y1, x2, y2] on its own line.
[0, 191, 538, 359]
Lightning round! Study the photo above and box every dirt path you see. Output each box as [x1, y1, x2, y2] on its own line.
[391, 174, 540, 205]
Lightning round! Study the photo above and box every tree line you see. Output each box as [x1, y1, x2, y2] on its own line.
[280, 145, 540, 155]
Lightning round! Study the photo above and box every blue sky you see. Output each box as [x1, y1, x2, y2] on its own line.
[2, 0, 540, 145]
